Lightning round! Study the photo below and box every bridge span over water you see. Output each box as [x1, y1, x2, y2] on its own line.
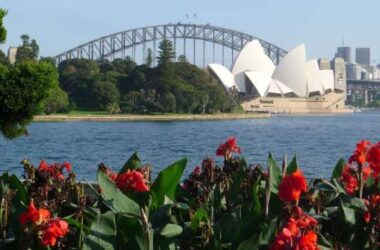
[54, 23, 287, 68]
[347, 79, 380, 104]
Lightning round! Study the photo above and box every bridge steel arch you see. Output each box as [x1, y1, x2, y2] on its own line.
[54, 23, 287, 67]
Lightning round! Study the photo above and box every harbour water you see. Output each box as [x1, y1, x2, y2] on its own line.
[1, 112, 379, 180]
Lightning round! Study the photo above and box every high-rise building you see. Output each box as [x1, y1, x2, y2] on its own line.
[346, 63, 362, 80]
[356, 47, 370, 66]
[318, 58, 330, 70]
[330, 57, 347, 100]
[335, 47, 351, 63]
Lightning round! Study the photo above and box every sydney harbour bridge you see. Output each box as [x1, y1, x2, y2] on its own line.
[54, 23, 287, 68]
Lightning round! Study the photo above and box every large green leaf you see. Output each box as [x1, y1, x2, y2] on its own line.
[5, 174, 29, 238]
[83, 211, 117, 250]
[117, 215, 153, 250]
[286, 155, 298, 174]
[339, 199, 356, 226]
[119, 152, 141, 174]
[159, 223, 183, 237]
[332, 158, 345, 179]
[150, 158, 187, 208]
[268, 153, 282, 194]
[97, 171, 141, 216]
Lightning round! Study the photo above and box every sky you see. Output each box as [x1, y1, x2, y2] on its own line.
[1, 0, 379, 64]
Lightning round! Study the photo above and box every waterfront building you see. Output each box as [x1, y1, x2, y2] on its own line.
[7, 47, 17, 64]
[208, 40, 348, 113]
[356, 47, 370, 66]
[318, 58, 330, 70]
[335, 47, 352, 63]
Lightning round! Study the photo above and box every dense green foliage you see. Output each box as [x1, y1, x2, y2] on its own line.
[44, 85, 69, 114]
[0, 10, 57, 139]
[58, 39, 234, 114]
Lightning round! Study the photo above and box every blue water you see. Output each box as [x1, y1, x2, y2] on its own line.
[1, 112, 380, 180]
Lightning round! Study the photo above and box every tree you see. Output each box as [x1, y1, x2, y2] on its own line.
[44, 85, 69, 114]
[178, 55, 187, 63]
[0, 9, 7, 43]
[160, 92, 176, 113]
[0, 61, 58, 138]
[156, 39, 175, 66]
[93, 81, 120, 110]
[145, 48, 153, 67]
[16, 34, 39, 62]
[112, 58, 136, 74]
[97, 59, 114, 73]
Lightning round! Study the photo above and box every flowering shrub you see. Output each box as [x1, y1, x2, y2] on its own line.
[1, 137, 380, 249]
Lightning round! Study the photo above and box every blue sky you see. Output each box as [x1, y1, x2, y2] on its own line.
[1, 0, 379, 63]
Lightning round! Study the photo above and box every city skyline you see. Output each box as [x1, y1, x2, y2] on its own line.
[1, 0, 379, 63]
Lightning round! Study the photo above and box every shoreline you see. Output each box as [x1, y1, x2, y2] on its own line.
[33, 113, 271, 122]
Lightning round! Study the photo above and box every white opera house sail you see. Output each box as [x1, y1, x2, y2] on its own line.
[208, 40, 348, 113]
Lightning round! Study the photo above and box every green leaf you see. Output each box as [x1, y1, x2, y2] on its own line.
[317, 232, 333, 248]
[286, 155, 298, 174]
[117, 215, 152, 250]
[83, 211, 117, 250]
[150, 158, 187, 209]
[159, 223, 183, 237]
[332, 158, 345, 179]
[268, 153, 282, 194]
[191, 207, 209, 232]
[252, 178, 261, 214]
[119, 152, 141, 174]
[332, 178, 346, 193]
[312, 179, 337, 192]
[97, 171, 141, 216]
[340, 199, 356, 226]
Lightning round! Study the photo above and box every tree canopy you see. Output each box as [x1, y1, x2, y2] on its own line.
[0, 10, 58, 139]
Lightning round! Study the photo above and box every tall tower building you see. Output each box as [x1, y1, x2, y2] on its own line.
[356, 48, 370, 66]
[7, 47, 17, 64]
[335, 47, 351, 63]
[331, 57, 347, 100]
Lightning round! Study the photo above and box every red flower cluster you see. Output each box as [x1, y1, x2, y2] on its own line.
[271, 207, 318, 250]
[349, 140, 372, 165]
[367, 142, 380, 176]
[38, 160, 72, 180]
[363, 195, 380, 224]
[216, 137, 241, 159]
[20, 201, 68, 247]
[348, 140, 380, 176]
[41, 219, 69, 247]
[340, 165, 371, 195]
[20, 201, 50, 225]
[278, 170, 307, 202]
[116, 169, 150, 193]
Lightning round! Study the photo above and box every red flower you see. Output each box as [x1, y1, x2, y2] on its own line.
[38, 160, 72, 180]
[20, 201, 51, 226]
[298, 231, 318, 250]
[216, 137, 241, 158]
[340, 166, 359, 195]
[349, 140, 372, 165]
[278, 170, 307, 202]
[366, 142, 380, 176]
[364, 211, 371, 223]
[271, 208, 318, 250]
[192, 166, 201, 176]
[116, 170, 149, 192]
[41, 219, 69, 247]
[62, 161, 72, 172]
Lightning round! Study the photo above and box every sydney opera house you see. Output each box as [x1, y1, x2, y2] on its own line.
[208, 40, 348, 113]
